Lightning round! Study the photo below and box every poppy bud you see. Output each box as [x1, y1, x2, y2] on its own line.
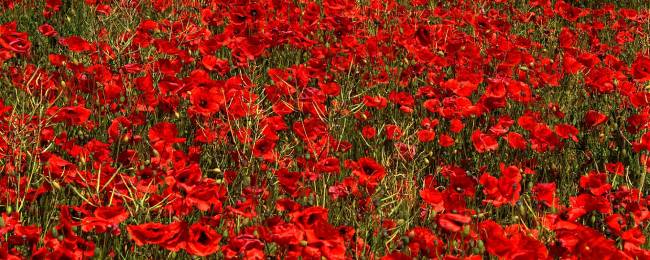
[462, 225, 470, 237]
[477, 240, 485, 252]
[6, 205, 12, 214]
[518, 203, 526, 217]
[52, 180, 61, 190]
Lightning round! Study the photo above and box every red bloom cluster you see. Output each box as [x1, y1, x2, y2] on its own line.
[0, 0, 649, 259]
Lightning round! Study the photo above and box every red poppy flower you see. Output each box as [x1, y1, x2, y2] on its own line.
[60, 36, 93, 52]
[186, 183, 227, 211]
[579, 171, 611, 196]
[148, 122, 185, 145]
[385, 124, 403, 140]
[38, 23, 57, 37]
[584, 110, 608, 128]
[437, 213, 471, 233]
[555, 124, 579, 142]
[352, 157, 386, 191]
[189, 87, 225, 116]
[222, 234, 265, 259]
[81, 205, 129, 234]
[605, 162, 624, 176]
[533, 182, 559, 209]
[362, 126, 377, 139]
[315, 157, 340, 173]
[479, 165, 522, 207]
[0, 22, 31, 54]
[471, 130, 499, 153]
[438, 134, 455, 147]
[185, 223, 222, 256]
[127, 221, 187, 251]
[632, 55, 650, 82]
[417, 129, 436, 142]
[252, 137, 277, 161]
[405, 227, 445, 258]
[420, 188, 445, 212]
[53, 105, 92, 125]
[450, 119, 464, 133]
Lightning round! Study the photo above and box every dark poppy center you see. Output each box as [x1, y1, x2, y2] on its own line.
[306, 214, 319, 225]
[199, 99, 208, 108]
[236, 14, 247, 23]
[198, 231, 210, 244]
[362, 165, 375, 176]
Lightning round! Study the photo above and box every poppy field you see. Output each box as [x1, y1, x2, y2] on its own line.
[1, 0, 650, 259]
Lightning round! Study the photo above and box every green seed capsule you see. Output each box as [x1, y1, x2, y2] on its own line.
[462, 225, 470, 237]
[512, 215, 519, 222]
